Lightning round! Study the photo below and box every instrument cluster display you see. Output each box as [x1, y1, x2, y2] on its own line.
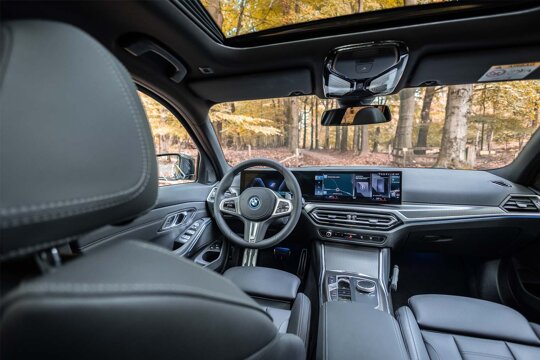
[241, 170, 402, 205]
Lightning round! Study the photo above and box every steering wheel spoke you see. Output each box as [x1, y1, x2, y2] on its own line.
[243, 220, 269, 243]
[219, 196, 241, 217]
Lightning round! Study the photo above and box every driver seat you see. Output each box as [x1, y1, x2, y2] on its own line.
[224, 266, 311, 348]
[0, 20, 306, 360]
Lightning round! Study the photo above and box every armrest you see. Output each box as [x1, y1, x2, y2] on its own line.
[317, 302, 408, 360]
[223, 266, 300, 301]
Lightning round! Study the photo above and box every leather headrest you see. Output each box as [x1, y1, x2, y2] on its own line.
[0, 21, 158, 259]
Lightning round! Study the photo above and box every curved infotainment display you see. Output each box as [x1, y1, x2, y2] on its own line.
[241, 170, 402, 205]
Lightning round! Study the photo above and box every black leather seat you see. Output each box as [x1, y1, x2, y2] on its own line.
[396, 295, 540, 360]
[0, 20, 305, 360]
[224, 266, 311, 349]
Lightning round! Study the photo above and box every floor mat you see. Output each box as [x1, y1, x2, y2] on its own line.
[391, 252, 476, 310]
[257, 242, 306, 277]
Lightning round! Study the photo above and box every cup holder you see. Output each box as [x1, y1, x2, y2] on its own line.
[202, 251, 219, 263]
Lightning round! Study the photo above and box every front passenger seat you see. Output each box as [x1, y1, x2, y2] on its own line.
[396, 295, 540, 360]
[0, 20, 305, 360]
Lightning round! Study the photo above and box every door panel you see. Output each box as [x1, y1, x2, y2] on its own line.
[76, 183, 219, 260]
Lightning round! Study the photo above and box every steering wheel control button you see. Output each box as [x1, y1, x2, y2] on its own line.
[274, 199, 292, 215]
[223, 200, 236, 210]
[356, 279, 376, 293]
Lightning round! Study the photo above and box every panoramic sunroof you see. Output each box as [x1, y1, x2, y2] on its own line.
[200, 0, 457, 38]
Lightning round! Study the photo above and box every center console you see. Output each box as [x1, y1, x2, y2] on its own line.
[318, 301, 408, 360]
[318, 243, 391, 313]
[315, 242, 406, 359]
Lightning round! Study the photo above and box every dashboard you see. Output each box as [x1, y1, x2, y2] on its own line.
[241, 170, 401, 205]
[233, 167, 540, 254]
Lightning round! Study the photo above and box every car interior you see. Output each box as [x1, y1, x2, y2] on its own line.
[1, 1, 540, 359]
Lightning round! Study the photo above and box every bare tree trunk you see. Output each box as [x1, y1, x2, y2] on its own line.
[314, 99, 319, 149]
[310, 98, 315, 150]
[335, 127, 341, 150]
[415, 87, 436, 154]
[372, 127, 381, 152]
[324, 127, 330, 149]
[302, 100, 307, 149]
[360, 126, 369, 154]
[287, 98, 300, 152]
[206, 0, 224, 27]
[533, 101, 540, 128]
[353, 127, 360, 154]
[324, 100, 330, 149]
[435, 84, 474, 168]
[340, 126, 349, 152]
[235, 0, 247, 36]
[394, 88, 416, 151]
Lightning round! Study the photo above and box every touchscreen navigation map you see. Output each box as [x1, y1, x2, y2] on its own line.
[314, 172, 401, 204]
[315, 174, 353, 198]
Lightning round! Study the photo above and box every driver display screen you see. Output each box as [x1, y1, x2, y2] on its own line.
[240, 170, 402, 205]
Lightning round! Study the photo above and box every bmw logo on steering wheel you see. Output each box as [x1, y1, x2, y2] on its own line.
[248, 196, 261, 209]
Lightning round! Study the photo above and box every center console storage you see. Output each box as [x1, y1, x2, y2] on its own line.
[317, 243, 392, 313]
[315, 242, 406, 359]
[317, 302, 408, 360]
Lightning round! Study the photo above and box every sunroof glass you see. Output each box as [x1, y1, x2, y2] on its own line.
[200, 0, 457, 38]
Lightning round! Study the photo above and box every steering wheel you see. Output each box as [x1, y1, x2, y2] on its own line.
[213, 158, 303, 249]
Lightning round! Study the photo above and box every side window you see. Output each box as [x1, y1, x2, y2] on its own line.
[139, 92, 198, 186]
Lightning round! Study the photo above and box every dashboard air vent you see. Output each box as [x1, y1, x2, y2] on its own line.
[491, 180, 512, 188]
[502, 196, 540, 213]
[310, 208, 400, 230]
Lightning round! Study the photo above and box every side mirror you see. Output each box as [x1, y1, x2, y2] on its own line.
[156, 153, 196, 183]
[321, 105, 391, 126]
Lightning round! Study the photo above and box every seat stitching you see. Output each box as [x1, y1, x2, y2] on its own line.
[396, 310, 413, 359]
[324, 304, 328, 360]
[504, 341, 517, 360]
[405, 308, 422, 360]
[390, 312, 409, 360]
[461, 350, 512, 360]
[424, 341, 441, 360]
[1, 26, 151, 223]
[451, 335, 464, 360]
[297, 295, 305, 342]
[0, 25, 14, 94]
[2, 282, 271, 320]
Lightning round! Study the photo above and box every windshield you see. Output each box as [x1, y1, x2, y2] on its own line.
[209, 80, 540, 169]
[201, 0, 455, 37]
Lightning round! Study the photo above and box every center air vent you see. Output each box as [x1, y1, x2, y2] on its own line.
[502, 195, 540, 213]
[310, 208, 400, 230]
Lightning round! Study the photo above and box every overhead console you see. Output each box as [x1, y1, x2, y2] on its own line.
[323, 42, 409, 99]
[241, 170, 401, 205]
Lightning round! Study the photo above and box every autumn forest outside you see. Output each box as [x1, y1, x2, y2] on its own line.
[140, 0, 540, 171]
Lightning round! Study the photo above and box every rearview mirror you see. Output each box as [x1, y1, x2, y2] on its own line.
[321, 105, 391, 126]
[156, 153, 196, 183]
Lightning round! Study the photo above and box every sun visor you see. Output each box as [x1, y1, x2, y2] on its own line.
[189, 68, 312, 103]
[409, 46, 540, 87]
